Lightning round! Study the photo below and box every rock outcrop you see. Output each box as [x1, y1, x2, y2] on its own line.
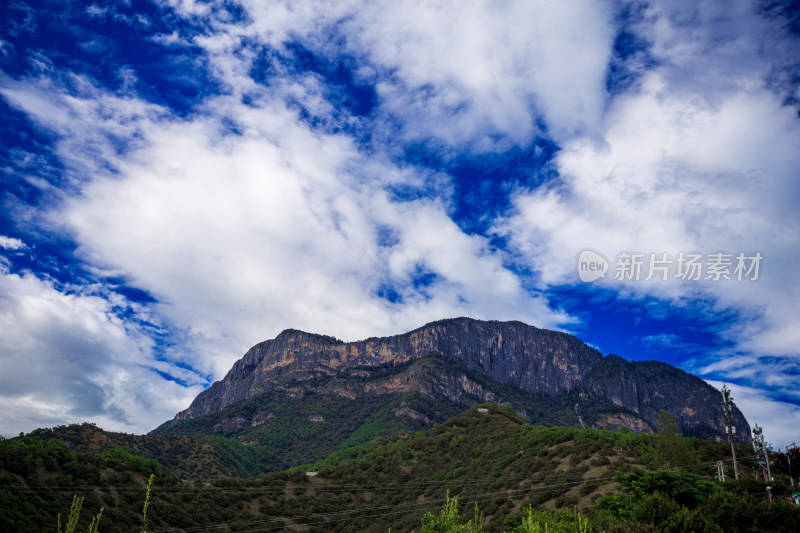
[158, 317, 749, 441]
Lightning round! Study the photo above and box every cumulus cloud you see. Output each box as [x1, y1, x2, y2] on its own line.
[0, 236, 26, 250]
[1, 0, 797, 436]
[0, 38, 570, 401]
[178, 0, 615, 150]
[0, 266, 203, 437]
[497, 2, 800, 378]
[338, 0, 615, 148]
[58, 91, 567, 377]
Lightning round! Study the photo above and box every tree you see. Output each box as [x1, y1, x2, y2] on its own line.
[654, 410, 697, 469]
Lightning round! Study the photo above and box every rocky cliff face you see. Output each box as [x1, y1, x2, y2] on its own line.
[584, 356, 749, 441]
[173, 319, 602, 420]
[162, 317, 749, 441]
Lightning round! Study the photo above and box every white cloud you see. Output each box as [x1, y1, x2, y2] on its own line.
[706, 380, 800, 450]
[2, 0, 798, 436]
[86, 5, 108, 18]
[692, 355, 800, 405]
[342, 0, 615, 147]
[182, 0, 615, 150]
[161, 0, 213, 18]
[0, 236, 26, 250]
[496, 2, 800, 368]
[56, 92, 568, 378]
[148, 30, 190, 48]
[0, 267, 203, 437]
[0, 51, 570, 394]
[0, 73, 170, 185]
[0, 39, 13, 57]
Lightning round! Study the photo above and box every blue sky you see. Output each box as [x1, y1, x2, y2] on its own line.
[1, 0, 799, 447]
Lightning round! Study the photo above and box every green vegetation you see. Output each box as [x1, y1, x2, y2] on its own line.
[3, 404, 799, 532]
[0, 435, 176, 533]
[57, 495, 102, 533]
[27, 422, 256, 478]
[652, 410, 699, 469]
[55, 474, 155, 533]
[417, 463, 798, 532]
[420, 502, 595, 533]
[588, 466, 799, 532]
[139, 474, 154, 533]
[421, 494, 484, 532]
[152, 354, 652, 475]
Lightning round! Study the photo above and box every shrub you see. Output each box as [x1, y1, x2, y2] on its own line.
[57, 495, 102, 533]
[420, 493, 484, 533]
[509, 506, 592, 533]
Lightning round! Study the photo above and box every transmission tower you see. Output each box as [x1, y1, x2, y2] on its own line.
[721, 384, 740, 480]
[752, 422, 772, 481]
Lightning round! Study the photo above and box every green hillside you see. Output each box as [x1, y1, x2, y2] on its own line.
[2, 404, 798, 532]
[25, 423, 274, 479]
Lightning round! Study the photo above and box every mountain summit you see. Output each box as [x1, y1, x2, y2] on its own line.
[153, 318, 749, 465]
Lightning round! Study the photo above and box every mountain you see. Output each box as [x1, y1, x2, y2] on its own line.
[152, 318, 749, 468]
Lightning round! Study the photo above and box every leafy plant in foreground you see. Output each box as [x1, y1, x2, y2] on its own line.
[140, 473, 154, 532]
[420, 492, 484, 532]
[511, 506, 592, 533]
[57, 495, 102, 533]
[56, 474, 155, 533]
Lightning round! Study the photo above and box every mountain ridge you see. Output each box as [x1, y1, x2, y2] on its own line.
[153, 317, 749, 447]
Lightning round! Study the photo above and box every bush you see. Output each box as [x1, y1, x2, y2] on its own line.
[697, 490, 800, 533]
[612, 468, 718, 508]
[509, 506, 592, 533]
[420, 494, 484, 532]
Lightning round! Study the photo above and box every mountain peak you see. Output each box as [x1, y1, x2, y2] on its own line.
[156, 318, 749, 445]
[275, 328, 343, 345]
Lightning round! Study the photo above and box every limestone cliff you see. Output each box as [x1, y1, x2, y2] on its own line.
[158, 317, 749, 441]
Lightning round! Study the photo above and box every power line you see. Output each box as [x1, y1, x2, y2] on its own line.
[0, 451, 763, 496]
[2, 431, 773, 532]
[149, 478, 609, 533]
[143, 455, 764, 532]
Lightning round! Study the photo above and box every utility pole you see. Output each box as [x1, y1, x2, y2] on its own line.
[787, 442, 797, 488]
[721, 384, 740, 480]
[715, 460, 726, 482]
[752, 422, 773, 503]
[752, 423, 772, 481]
[790, 444, 800, 507]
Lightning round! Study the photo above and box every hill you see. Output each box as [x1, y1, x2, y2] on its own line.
[3, 405, 796, 532]
[26, 423, 273, 478]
